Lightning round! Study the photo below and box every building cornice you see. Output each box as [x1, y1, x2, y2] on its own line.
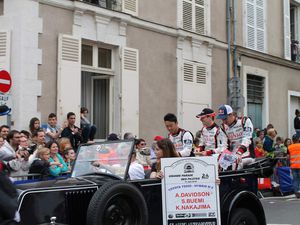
[237, 46, 300, 70]
[39, 0, 227, 50]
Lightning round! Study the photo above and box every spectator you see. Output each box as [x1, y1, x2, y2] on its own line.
[274, 136, 287, 157]
[80, 107, 97, 143]
[294, 109, 300, 138]
[29, 147, 51, 180]
[0, 130, 20, 161]
[45, 113, 62, 143]
[216, 105, 254, 169]
[123, 132, 135, 140]
[263, 123, 274, 136]
[47, 141, 68, 177]
[0, 125, 9, 140]
[263, 128, 277, 158]
[164, 113, 194, 157]
[128, 150, 145, 180]
[58, 137, 72, 154]
[29, 117, 41, 137]
[61, 112, 82, 151]
[284, 138, 292, 148]
[63, 147, 76, 172]
[254, 139, 265, 158]
[107, 133, 119, 141]
[20, 130, 31, 139]
[195, 108, 228, 157]
[135, 138, 151, 169]
[7, 136, 31, 178]
[32, 129, 46, 149]
[287, 134, 300, 198]
[150, 138, 179, 179]
[149, 136, 163, 164]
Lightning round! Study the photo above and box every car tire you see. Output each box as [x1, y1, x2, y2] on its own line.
[229, 208, 259, 225]
[86, 180, 148, 225]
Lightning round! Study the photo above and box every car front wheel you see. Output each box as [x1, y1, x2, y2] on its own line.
[229, 208, 259, 225]
[86, 180, 148, 225]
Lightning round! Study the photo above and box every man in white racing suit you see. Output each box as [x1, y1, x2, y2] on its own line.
[217, 105, 254, 169]
[195, 108, 228, 157]
[164, 113, 193, 157]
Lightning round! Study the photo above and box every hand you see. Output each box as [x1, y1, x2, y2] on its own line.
[51, 162, 61, 166]
[156, 171, 164, 179]
[236, 153, 242, 164]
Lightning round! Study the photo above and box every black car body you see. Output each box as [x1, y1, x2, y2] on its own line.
[16, 140, 274, 225]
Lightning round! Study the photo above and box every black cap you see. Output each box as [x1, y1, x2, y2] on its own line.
[107, 133, 119, 141]
[196, 108, 215, 118]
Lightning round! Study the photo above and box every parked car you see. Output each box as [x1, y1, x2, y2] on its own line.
[15, 139, 275, 225]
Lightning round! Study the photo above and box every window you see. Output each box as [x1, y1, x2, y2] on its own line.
[81, 44, 112, 69]
[245, 0, 266, 52]
[247, 74, 265, 129]
[289, 2, 300, 62]
[182, 0, 206, 35]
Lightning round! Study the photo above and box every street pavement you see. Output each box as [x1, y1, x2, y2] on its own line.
[261, 194, 300, 225]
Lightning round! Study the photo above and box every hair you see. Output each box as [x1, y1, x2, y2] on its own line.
[48, 113, 57, 119]
[284, 138, 292, 147]
[163, 113, 177, 123]
[292, 135, 299, 143]
[295, 109, 299, 116]
[135, 138, 145, 146]
[67, 112, 75, 119]
[275, 136, 283, 143]
[155, 138, 178, 171]
[36, 147, 50, 159]
[267, 128, 277, 137]
[20, 130, 31, 139]
[29, 117, 40, 134]
[123, 132, 134, 140]
[0, 125, 9, 132]
[46, 140, 60, 150]
[6, 130, 20, 143]
[63, 147, 75, 157]
[58, 137, 72, 153]
[32, 129, 45, 138]
[80, 107, 88, 114]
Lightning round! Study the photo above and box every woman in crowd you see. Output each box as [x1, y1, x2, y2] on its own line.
[150, 138, 179, 179]
[29, 147, 51, 179]
[47, 141, 68, 176]
[29, 117, 41, 137]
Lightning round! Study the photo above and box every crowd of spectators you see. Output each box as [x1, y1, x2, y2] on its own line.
[0, 107, 96, 181]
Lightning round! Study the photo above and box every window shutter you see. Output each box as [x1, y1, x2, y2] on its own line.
[196, 65, 206, 84]
[183, 0, 193, 32]
[283, 0, 291, 60]
[183, 63, 194, 82]
[121, 47, 139, 137]
[0, 31, 11, 71]
[122, 0, 138, 16]
[246, 0, 255, 49]
[256, 0, 265, 52]
[57, 34, 81, 125]
[195, 0, 205, 34]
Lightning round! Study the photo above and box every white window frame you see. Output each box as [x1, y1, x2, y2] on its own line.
[243, 0, 267, 53]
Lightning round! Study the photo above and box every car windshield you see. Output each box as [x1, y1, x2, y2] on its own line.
[71, 140, 134, 179]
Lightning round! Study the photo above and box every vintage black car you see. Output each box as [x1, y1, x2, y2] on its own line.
[15, 139, 274, 225]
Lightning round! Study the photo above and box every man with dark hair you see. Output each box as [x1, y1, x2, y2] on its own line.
[0, 125, 9, 140]
[0, 130, 20, 161]
[61, 112, 82, 150]
[45, 113, 62, 142]
[163, 113, 193, 157]
[195, 108, 228, 157]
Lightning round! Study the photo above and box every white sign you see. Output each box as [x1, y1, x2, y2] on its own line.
[0, 93, 12, 108]
[161, 157, 221, 225]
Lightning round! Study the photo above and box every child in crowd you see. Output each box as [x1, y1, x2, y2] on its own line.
[29, 117, 41, 137]
[63, 147, 76, 172]
[254, 139, 265, 158]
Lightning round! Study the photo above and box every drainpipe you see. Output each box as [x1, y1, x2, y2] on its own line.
[226, 0, 231, 101]
[233, 0, 237, 78]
